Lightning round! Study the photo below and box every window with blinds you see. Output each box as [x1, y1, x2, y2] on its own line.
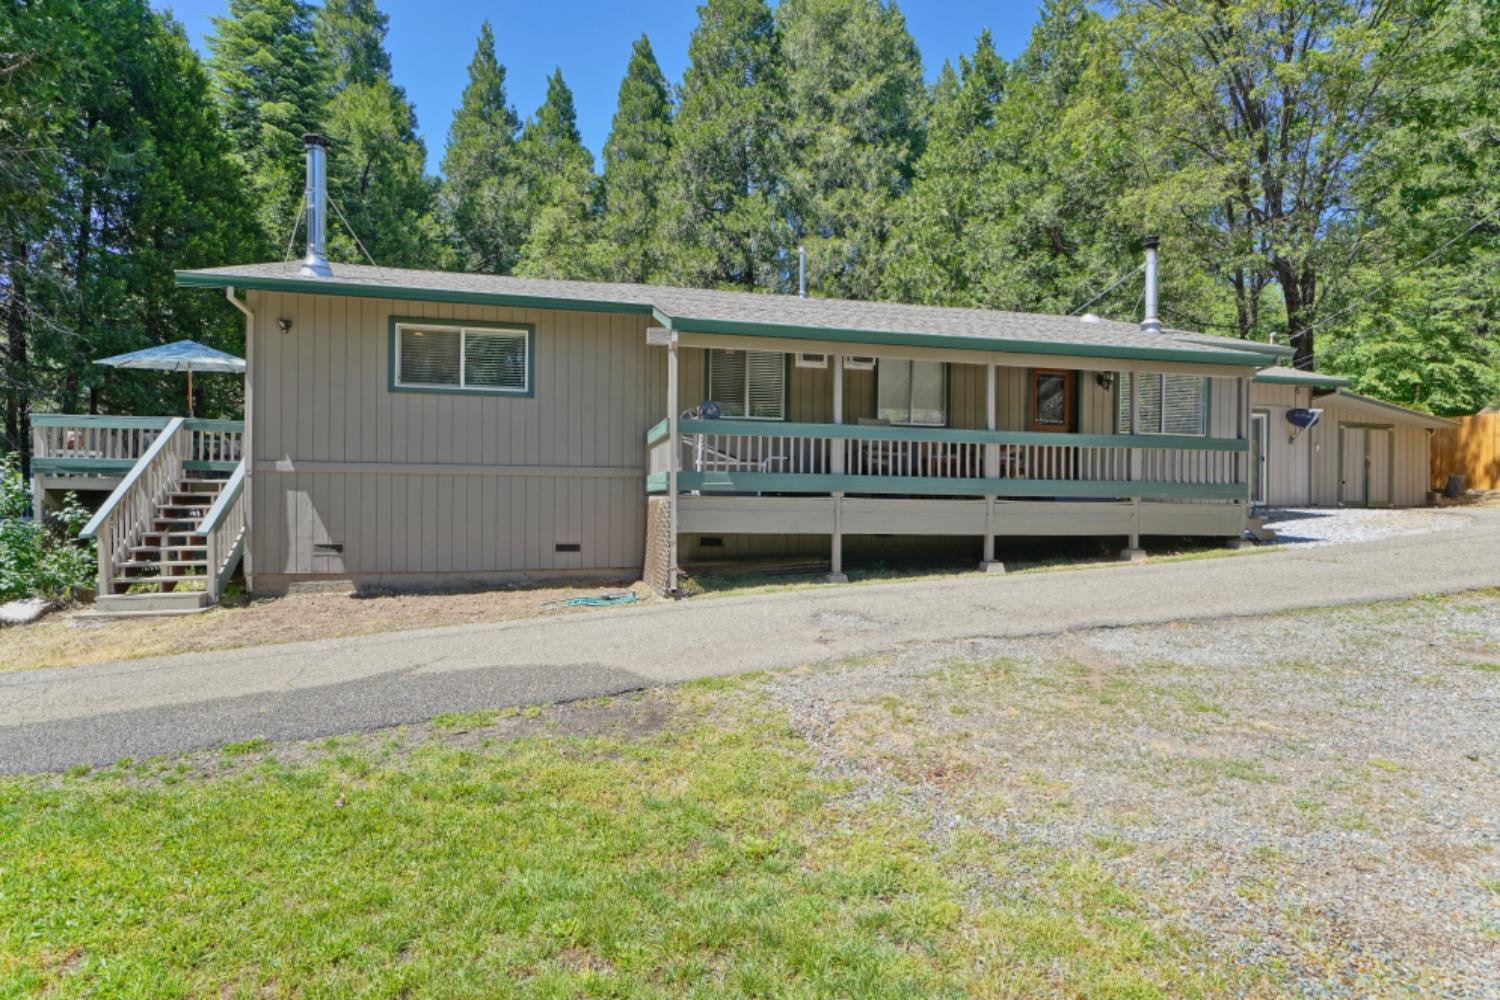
[395, 323, 530, 394]
[877, 359, 946, 426]
[1116, 372, 1206, 435]
[707, 349, 785, 419]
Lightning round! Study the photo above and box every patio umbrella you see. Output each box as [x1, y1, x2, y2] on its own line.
[94, 340, 245, 417]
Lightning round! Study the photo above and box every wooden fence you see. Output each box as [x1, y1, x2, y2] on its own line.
[1431, 412, 1500, 490]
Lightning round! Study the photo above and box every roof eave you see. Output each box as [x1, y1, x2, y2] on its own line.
[175, 269, 656, 317]
[668, 316, 1277, 368]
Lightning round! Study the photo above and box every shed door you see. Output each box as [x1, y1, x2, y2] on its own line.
[1367, 428, 1393, 506]
[1340, 427, 1367, 506]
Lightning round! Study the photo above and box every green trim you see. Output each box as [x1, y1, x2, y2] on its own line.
[177, 270, 655, 317]
[676, 418, 1247, 452]
[183, 418, 245, 433]
[32, 458, 139, 475]
[31, 414, 173, 429]
[387, 316, 537, 398]
[670, 316, 1277, 368]
[80, 417, 187, 539]
[653, 470, 1246, 501]
[185, 460, 241, 473]
[644, 418, 669, 446]
[645, 471, 668, 493]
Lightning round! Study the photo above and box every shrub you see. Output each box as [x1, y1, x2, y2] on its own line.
[0, 453, 96, 602]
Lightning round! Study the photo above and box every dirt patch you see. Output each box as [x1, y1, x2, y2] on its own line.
[0, 580, 657, 673]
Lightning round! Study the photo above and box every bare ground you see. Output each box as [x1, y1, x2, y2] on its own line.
[0, 580, 657, 673]
[766, 590, 1500, 997]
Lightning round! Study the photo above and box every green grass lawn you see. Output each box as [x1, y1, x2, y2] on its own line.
[0, 680, 1241, 999]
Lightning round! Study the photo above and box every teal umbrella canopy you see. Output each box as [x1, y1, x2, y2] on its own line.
[94, 339, 245, 373]
[95, 340, 244, 416]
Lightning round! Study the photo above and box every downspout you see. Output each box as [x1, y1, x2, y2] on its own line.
[225, 285, 254, 592]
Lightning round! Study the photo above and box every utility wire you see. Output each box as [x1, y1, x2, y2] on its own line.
[281, 202, 306, 263]
[329, 196, 382, 276]
[1069, 263, 1144, 315]
[1300, 206, 1500, 337]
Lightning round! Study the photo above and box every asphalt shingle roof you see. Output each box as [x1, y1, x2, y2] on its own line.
[177, 261, 1279, 367]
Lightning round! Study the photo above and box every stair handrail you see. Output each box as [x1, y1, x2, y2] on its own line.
[200, 459, 247, 602]
[80, 417, 189, 597]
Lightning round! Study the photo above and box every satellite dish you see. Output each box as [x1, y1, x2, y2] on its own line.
[1286, 408, 1322, 430]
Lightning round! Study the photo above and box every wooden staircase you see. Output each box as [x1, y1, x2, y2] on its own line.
[80, 416, 247, 617]
[98, 476, 227, 614]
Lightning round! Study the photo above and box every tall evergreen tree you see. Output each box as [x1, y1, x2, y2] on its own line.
[661, 0, 787, 290]
[315, 0, 441, 268]
[598, 35, 674, 283]
[207, 0, 327, 242]
[439, 22, 525, 273]
[881, 33, 1005, 306]
[514, 69, 599, 279]
[778, 0, 925, 300]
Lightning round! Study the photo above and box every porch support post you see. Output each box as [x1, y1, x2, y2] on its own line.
[980, 363, 1003, 573]
[1121, 370, 1146, 562]
[830, 354, 844, 475]
[667, 330, 680, 596]
[827, 495, 848, 583]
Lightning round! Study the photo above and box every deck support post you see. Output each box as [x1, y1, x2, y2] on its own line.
[224, 286, 256, 591]
[667, 330, 680, 596]
[979, 365, 1003, 573]
[1120, 497, 1146, 561]
[980, 497, 1004, 573]
[827, 493, 848, 583]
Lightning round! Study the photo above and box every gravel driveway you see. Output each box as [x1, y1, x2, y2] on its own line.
[767, 591, 1500, 997]
[1263, 505, 1466, 547]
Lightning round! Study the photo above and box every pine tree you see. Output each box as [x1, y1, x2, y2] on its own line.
[439, 22, 525, 273]
[661, 0, 787, 290]
[881, 33, 1005, 306]
[315, 0, 441, 268]
[598, 34, 673, 283]
[207, 0, 327, 242]
[315, 0, 391, 89]
[514, 69, 599, 279]
[778, 0, 925, 300]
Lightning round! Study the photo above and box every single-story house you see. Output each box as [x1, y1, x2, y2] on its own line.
[47, 140, 1450, 610]
[1249, 369, 1453, 508]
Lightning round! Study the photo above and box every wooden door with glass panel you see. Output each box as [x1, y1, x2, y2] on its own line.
[1031, 369, 1076, 432]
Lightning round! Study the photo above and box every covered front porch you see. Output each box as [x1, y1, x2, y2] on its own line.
[644, 329, 1257, 591]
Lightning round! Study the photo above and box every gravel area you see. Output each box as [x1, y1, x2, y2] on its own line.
[1263, 506, 1467, 547]
[765, 591, 1500, 997]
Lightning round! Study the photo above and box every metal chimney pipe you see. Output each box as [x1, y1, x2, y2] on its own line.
[1141, 235, 1161, 332]
[798, 245, 807, 299]
[300, 133, 332, 278]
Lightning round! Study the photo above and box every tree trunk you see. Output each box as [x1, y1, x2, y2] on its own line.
[1275, 258, 1317, 370]
[3, 238, 29, 476]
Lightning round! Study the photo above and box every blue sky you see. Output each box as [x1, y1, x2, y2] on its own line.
[152, 1, 1042, 175]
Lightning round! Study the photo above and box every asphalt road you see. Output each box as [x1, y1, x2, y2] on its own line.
[4, 507, 1498, 772]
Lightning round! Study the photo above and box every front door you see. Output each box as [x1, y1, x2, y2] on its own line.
[1250, 412, 1268, 506]
[1031, 369, 1075, 432]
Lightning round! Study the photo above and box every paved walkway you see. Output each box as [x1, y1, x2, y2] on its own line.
[4, 507, 1499, 772]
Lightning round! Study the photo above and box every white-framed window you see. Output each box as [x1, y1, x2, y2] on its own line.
[394, 322, 530, 394]
[877, 359, 946, 426]
[1116, 372, 1207, 435]
[707, 348, 785, 420]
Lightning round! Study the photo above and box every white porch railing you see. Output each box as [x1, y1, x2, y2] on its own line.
[200, 460, 247, 601]
[79, 417, 189, 595]
[32, 414, 243, 476]
[651, 419, 1247, 500]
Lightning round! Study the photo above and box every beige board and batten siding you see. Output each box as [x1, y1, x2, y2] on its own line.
[247, 291, 659, 586]
[1250, 383, 1434, 508]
